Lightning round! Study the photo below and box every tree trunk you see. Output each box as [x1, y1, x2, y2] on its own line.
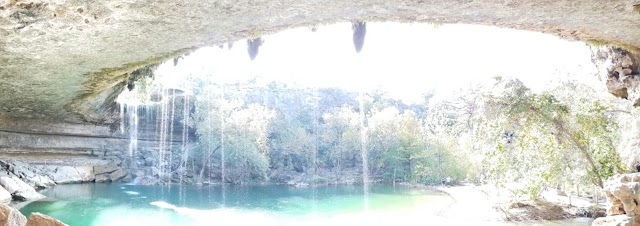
[552, 119, 604, 188]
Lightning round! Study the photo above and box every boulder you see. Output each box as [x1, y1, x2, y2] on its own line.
[28, 175, 56, 190]
[25, 213, 67, 226]
[0, 203, 27, 226]
[93, 164, 118, 175]
[0, 187, 10, 203]
[48, 166, 94, 184]
[0, 177, 31, 194]
[109, 169, 127, 182]
[0, 177, 45, 201]
[94, 174, 110, 183]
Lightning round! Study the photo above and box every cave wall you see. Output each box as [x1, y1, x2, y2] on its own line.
[591, 46, 640, 106]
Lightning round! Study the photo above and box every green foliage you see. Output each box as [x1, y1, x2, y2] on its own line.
[481, 78, 626, 198]
[183, 74, 624, 195]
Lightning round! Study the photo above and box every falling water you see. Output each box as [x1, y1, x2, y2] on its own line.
[312, 88, 319, 175]
[168, 89, 176, 179]
[352, 21, 369, 211]
[358, 92, 369, 211]
[220, 87, 226, 185]
[127, 104, 139, 159]
[179, 90, 190, 185]
[311, 87, 319, 215]
[178, 85, 188, 203]
[119, 103, 125, 134]
[158, 88, 169, 183]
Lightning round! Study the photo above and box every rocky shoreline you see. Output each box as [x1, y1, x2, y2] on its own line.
[0, 159, 127, 206]
[398, 182, 605, 222]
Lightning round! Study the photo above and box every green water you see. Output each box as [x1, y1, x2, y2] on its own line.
[19, 184, 591, 226]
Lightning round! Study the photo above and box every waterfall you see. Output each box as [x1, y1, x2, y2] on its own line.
[120, 103, 125, 134]
[352, 21, 369, 211]
[158, 88, 169, 183]
[220, 87, 226, 184]
[127, 104, 139, 159]
[180, 90, 190, 184]
[358, 92, 369, 211]
[311, 87, 319, 215]
[168, 89, 176, 180]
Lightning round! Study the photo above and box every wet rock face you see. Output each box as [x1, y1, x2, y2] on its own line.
[3, 0, 640, 122]
[591, 47, 640, 106]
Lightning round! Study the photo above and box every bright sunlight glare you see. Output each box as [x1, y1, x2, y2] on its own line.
[155, 22, 602, 104]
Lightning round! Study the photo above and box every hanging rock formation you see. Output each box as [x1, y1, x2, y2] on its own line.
[591, 46, 640, 106]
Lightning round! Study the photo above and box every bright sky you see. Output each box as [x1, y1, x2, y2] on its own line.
[155, 22, 602, 104]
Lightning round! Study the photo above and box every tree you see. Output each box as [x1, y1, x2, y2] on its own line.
[482, 77, 626, 198]
[321, 106, 360, 180]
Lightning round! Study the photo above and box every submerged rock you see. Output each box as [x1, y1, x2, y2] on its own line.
[0, 204, 27, 226]
[25, 213, 67, 226]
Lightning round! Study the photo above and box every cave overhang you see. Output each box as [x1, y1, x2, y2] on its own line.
[1, 0, 640, 123]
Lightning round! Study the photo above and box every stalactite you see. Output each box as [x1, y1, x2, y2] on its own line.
[352, 21, 367, 53]
[247, 37, 264, 61]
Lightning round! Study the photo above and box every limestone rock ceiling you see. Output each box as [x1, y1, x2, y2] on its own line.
[1, 0, 640, 123]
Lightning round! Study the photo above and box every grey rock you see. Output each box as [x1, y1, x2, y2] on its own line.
[109, 169, 127, 182]
[0, 187, 10, 203]
[48, 166, 83, 184]
[0, 177, 31, 194]
[95, 174, 110, 183]
[0, 177, 45, 201]
[48, 166, 94, 184]
[94, 164, 118, 175]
